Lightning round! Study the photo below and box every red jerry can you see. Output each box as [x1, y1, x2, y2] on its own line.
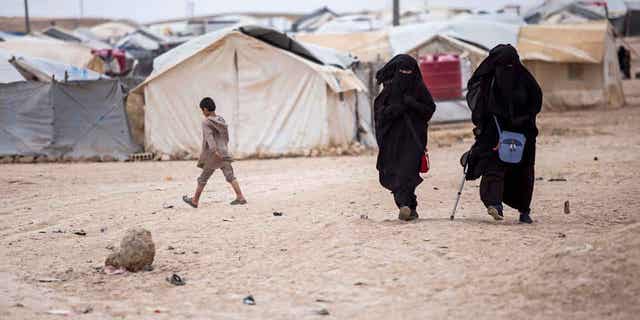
[419, 54, 462, 101]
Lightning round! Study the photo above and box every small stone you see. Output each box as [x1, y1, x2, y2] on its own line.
[315, 308, 330, 316]
[564, 201, 571, 214]
[17, 156, 35, 164]
[354, 282, 366, 286]
[100, 227, 107, 233]
[558, 233, 567, 238]
[167, 246, 175, 251]
[360, 214, 368, 220]
[14, 303, 24, 308]
[105, 228, 155, 272]
[243, 295, 255, 305]
[167, 273, 187, 286]
[273, 212, 283, 216]
[594, 156, 599, 161]
[74, 230, 87, 236]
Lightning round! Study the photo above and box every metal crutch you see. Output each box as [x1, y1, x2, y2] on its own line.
[451, 152, 470, 220]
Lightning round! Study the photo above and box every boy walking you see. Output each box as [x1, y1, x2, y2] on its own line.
[183, 97, 247, 208]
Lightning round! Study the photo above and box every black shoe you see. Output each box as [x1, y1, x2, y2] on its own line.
[487, 206, 504, 221]
[519, 212, 533, 224]
[410, 209, 419, 220]
[398, 206, 412, 221]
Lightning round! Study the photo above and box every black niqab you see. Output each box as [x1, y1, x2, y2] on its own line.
[466, 44, 542, 129]
[374, 54, 436, 192]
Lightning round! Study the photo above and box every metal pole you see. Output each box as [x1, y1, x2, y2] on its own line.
[24, 0, 31, 34]
[393, 0, 400, 26]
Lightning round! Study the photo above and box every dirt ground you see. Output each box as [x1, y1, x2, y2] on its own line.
[1, 107, 639, 320]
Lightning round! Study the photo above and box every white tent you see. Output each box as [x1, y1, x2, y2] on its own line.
[132, 26, 370, 159]
[388, 17, 521, 55]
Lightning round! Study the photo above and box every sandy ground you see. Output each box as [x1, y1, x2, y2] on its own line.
[1, 107, 639, 320]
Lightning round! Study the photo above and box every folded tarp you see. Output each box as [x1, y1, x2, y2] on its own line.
[0, 80, 140, 160]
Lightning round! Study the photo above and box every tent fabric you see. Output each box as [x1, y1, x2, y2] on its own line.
[517, 22, 608, 63]
[0, 80, 140, 160]
[519, 22, 624, 110]
[238, 26, 324, 66]
[0, 82, 53, 156]
[294, 31, 392, 63]
[0, 37, 106, 73]
[300, 42, 358, 69]
[10, 55, 105, 82]
[134, 30, 370, 159]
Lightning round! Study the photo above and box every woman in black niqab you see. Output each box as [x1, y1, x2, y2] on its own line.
[464, 44, 542, 224]
[374, 54, 436, 221]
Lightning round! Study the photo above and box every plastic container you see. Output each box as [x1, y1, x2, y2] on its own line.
[419, 54, 462, 101]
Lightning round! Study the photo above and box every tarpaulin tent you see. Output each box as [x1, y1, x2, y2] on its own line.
[0, 37, 105, 73]
[0, 80, 140, 160]
[9, 55, 106, 82]
[131, 26, 370, 159]
[518, 21, 625, 110]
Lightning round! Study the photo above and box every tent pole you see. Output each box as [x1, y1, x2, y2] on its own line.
[393, 0, 400, 26]
[24, 0, 31, 34]
[233, 50, 240, 152]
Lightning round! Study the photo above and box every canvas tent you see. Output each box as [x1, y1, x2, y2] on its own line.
[131, 26, 371, 158]
[0, 37, 105, 73]
[518, 21, 625, 110]
[0, 80, 140, 160]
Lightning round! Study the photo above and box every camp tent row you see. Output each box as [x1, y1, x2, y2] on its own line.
[130, 26, 373, 159]
[296, 18, 625, 112]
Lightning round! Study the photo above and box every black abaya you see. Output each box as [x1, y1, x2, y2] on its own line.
[374, 54, 436, 210]
[464, 44, 542, 214]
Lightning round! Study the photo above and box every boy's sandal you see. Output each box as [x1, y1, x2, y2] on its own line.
[182, 196, 198, 208]
[230, 199, 247, 205]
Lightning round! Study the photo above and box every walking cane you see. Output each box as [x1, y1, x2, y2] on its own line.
[451, 152, 469, 220]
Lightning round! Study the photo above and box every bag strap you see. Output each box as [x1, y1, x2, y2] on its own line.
[492, 115, 503, 136]
[403, 114, 426, 151]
